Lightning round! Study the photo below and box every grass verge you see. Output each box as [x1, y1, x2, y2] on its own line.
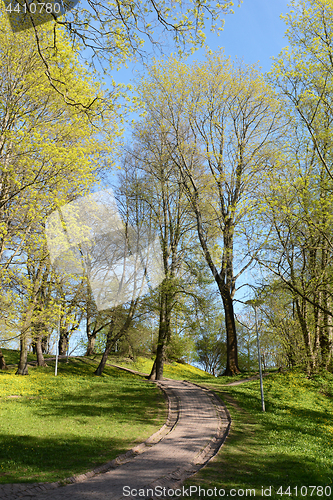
[0, 357, 166, 484]
[184, 370, 333, 499]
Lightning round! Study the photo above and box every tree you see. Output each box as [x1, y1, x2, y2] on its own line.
[255, 282, 306, 369]
[84, 284, 108, 357]
[258, 162, 331, 372]
[234, 313, 258, 371]
[137, 51, 283, 374]
[259, 0, 333, 373]
[257, 142, 333, 373]
[0, 11, 117, 374]
[0, 347, 8, 369]
[6, 0, 239, 104]
[80, 178, 165, 375]
[120, 124, 199, 379]
[25, 249, 51, 367]
[0, 0, 241, 114]
[94, 301, 140, 375]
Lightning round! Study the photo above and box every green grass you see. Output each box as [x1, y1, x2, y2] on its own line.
[102, 354, 154, 375]
[183, 370, 333, 499]
[0, 357, 167, 484]
[100, 354, 213, 381]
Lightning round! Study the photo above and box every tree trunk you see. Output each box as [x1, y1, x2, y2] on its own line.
[31, 341, 37, 355]
[313, 293, 321, 368]
[319, 328, 331, 370]
[155, 342, 166, 380]
[86, 334, 96, 356]
[32, 317, 48, 367]
[149, 285, 171, 380]
[16, 262, 43, 375]
[221, 286, 240, 376]
[148, 358, 157, 380]
[0, 348, 8, 370]
[320, 295, 332, 370]
[295, 298, 316, 374]
[94, 318, 115, 376]
[17, 309, 36, 375]
[149, 341, 167, 381]
[318, 223, 331, 370]
[58, 328, 69, 356]
[36, 336, 48, 367]
[85, 288, 97, 356]
[86, 319, 115, 357]
[319, 301, 332, 370]
[16, 335, 29, 375]
[191, 200, 240, 376]
[41, 335, 49, 354]
[95, 299, 139, 376]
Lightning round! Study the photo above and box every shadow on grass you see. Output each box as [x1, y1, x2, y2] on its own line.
[1, 348, 54, 367]
[0, 433, 129, 484]
[222, 382, 333, 435]
[30, 384, 162, 424]
[0, 361, 166, 484]
[187, 422, 333, 499]
[193, 382, 333, 498]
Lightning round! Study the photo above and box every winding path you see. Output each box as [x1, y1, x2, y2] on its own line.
[2, 378, 230, 500]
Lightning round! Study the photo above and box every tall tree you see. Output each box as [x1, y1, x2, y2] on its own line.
[121, 129, 196, 379]
[88, 177, 161, 375]
[137, 52, 283, 374]
[257, 140, 333, 373]
[0, 11, 117, 374]
[260, 0, 333, 373]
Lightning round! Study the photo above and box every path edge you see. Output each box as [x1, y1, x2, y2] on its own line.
[0, 381, 178, 500]
[142, 380, 232, 496]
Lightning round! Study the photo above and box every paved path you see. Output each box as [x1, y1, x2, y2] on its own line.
[1, 379, 230, 500]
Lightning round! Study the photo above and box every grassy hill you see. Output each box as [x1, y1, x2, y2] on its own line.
[0, 352, 210, 484]
[184, 370, 333, 499]
[1, 350, 333, 497]
[0, 356, 167, 483]
[0, 348, 55, 366]
[1, 348, 212, 380]
[88, 353, 213, 381]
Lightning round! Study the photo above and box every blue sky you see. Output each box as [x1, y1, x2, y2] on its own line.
[215, 0, 290, 72]
[113, 0, 291, 88]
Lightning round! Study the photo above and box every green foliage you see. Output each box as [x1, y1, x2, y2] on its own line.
[0, 7, 121, 363]
[195, 331, 226, 376]
[259, 0, 333, 373]
[47, 1, 239, 65]
[136, 49, 284, 375]
[166, 331, 196, 363]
